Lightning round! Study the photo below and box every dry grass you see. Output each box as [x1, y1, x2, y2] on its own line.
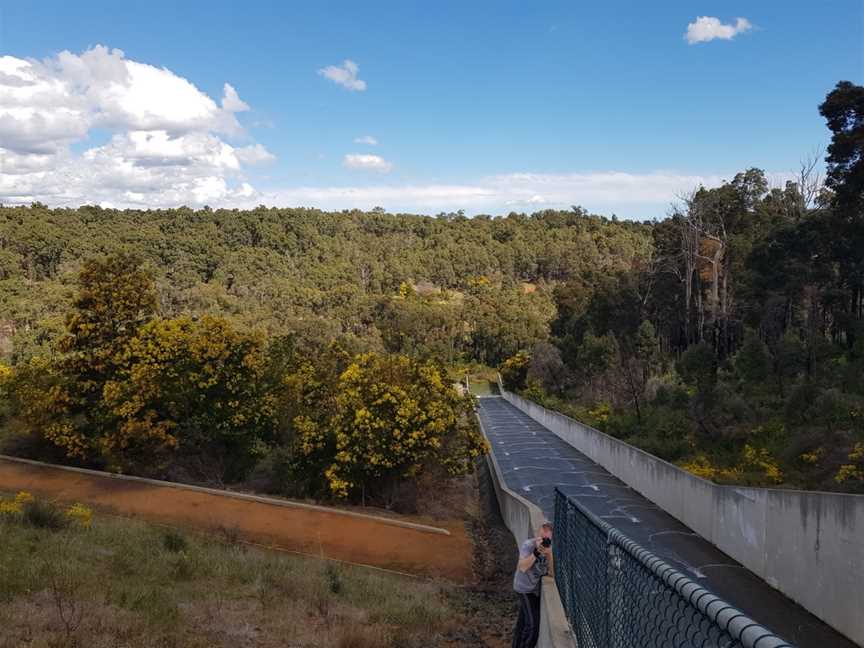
[0, 494, 461, 648]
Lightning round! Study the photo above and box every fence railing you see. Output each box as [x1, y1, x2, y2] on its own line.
[553, 488, 794, 648]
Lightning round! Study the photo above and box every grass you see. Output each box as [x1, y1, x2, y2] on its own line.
[468, 380, 500, 396]
[0, 493, 460, 648]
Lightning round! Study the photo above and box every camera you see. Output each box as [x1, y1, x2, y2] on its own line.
[541, 537, 551, 548]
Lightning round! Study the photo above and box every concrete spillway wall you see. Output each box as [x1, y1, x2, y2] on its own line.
[501, 388, 864, 647]
[478, 412, 576, 648]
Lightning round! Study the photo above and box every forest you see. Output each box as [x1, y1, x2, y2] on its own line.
[0, 81, 862, 497]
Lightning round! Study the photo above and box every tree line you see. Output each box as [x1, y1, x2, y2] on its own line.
[0, 255, 487, 507]
[504, 81, 864, 493]
[1, 80, 861, 494]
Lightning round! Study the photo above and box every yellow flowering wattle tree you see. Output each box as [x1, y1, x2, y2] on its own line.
[102, 315, 277, 479]
[10, 254, 157, 461]
[301, 352, 488, 501]
[8, 255, 277, 480]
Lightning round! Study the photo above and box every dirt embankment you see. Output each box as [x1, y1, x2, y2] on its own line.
[0, 454, 522, 647]
[0, 457, 472, 582]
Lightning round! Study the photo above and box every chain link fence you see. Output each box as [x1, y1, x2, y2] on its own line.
[553, 488, 795, 648]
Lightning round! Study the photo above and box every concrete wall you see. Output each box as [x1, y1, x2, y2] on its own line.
[502, 390, 864, 645]
[480, 416, 576, 648]
[501, 389, 864, 646]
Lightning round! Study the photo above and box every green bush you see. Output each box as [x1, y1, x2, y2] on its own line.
[652, 383, 689, 408]
[22, 499, 68, 531]
[499, 351, 530, 391]
[162, 528, 188, 553]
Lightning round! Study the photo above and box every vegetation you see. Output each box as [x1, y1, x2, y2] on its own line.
[0, 81, 862, 494]
[0, 492, 463, 648]
[0, 202, 647, 365]
[1, 254, 485, 506]
[504, 81, 864, 493]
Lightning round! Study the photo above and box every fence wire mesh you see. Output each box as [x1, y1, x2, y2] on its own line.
[553, 489, 794, 648]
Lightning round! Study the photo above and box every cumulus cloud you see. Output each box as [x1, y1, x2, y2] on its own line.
[1, 47, 793, 218]
[353, 135, 378, 145]
[0, 46, 273, 207]
[318, 60, 366, 91]
[343, 153, 392, 173]
[685, 17, 753, 44]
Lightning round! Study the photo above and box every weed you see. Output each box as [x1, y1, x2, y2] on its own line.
[311, 585, 332, 621]
[129, 587, 180, 627]
[48, 564, 87, 644]
[162, 529, 188, 553]
[22, 499, 68, 531]
[168, 552, 195, 581]
[325, 561, 344, 594]
[256, 569, 296, 610]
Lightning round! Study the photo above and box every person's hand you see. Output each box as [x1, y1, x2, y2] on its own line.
[534, 538, 550, 557]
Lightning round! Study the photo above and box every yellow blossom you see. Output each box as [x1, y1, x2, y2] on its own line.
[66, 503, 93, 528]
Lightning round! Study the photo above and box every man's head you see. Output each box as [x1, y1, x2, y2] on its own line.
[539, 521, 553, 541]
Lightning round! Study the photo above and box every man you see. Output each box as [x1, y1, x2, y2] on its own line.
[511, 521, 553, 648]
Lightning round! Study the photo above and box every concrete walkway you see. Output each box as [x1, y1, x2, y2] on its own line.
[477, 396, 857, 648]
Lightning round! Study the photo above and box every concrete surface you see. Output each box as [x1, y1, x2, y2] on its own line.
[482, 419, 577, 648]
[481, 394, 860, 648]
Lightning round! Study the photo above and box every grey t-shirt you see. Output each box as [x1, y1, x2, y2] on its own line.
[513, 538, 548, 594]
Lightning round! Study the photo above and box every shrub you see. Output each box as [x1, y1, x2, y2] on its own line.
[22, 498, 69, 531]
[677, 343, 717, 396]
[652, 382, 689, 408]
[309, 353, 487, 501]
[626, 407, 693, 461]
[735, 329, 771, 385]
[162, 529, 188, 553]
[740, 444, 784, 484]
[66, 503, 92, 529]
[0, 491, 34, 517]
[527, 341, 566, 392]
[679, 455, 720, 480]
[834, 442, 864, 492]
[499, 351, 530, 391]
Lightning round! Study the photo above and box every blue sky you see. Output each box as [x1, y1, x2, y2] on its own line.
[1, 1, 862, 218]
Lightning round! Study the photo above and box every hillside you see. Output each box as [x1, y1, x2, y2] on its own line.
[0, 205, 650, 364]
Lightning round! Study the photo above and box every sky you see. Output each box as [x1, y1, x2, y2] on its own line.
[0, 1, 862, 219]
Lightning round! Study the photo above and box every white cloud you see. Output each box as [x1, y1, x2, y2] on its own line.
[221, 83, 250, 112]
[343, 153, 392, 173]
[353, 135, 378, 145]
[318, 60, 366, 91]
[1, 47, 793, 218]
[685, 17, 753, 44]
[257, 170, 795, 217]
[0, 46, 273, 208]
[235, 143, 276, 165]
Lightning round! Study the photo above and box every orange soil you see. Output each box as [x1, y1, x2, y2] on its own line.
[0, 459, 472, 582]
